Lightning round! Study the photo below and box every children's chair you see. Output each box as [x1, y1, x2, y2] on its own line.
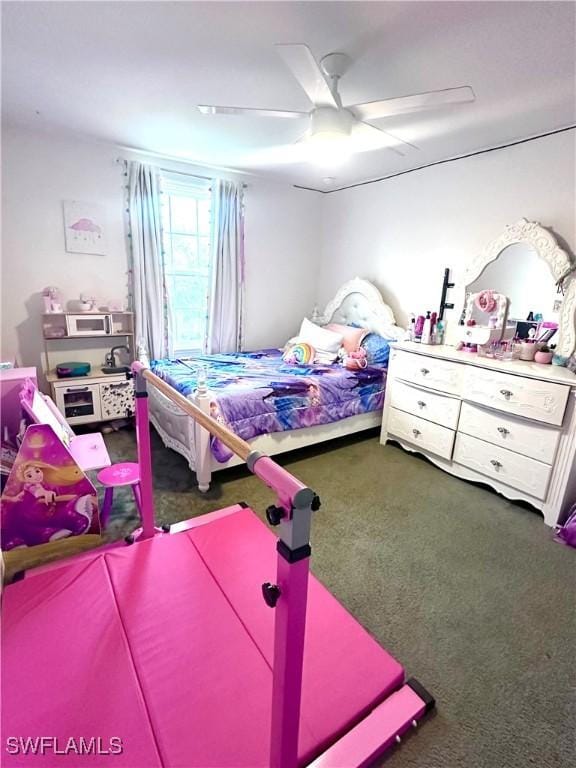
[97, 463, 142, 527]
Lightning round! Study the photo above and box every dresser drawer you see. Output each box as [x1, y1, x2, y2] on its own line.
[391, 380, 461, 430]
[462, 367, 569, 426]
[388, 408, 455, 460]
[454, 432, 552, 500]
[459, 402, 560, 465]
[392, 350, 462, 395]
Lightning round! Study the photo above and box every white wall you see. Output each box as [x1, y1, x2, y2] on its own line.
[318, 131, 576, 329]
[243, 180, 321, 349]
[1, 126, 321, 383]
[1, 127, 129, 381]
[3, 124, 572, 388]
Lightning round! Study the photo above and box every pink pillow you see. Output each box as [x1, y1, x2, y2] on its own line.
[325, 323, 369, 354]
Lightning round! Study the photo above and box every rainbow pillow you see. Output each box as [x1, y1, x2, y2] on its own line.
[282, 342, 315, 365]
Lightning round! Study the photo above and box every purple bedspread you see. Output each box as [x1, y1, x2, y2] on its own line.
[150, 349, 387, 462]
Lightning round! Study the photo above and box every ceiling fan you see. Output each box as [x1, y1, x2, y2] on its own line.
[198, 44, 475, 166]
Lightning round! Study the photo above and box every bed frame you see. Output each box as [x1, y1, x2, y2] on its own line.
[148, 277, 404, 491]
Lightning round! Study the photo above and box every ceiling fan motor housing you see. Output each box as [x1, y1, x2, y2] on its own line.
[310, 106, 353, 139]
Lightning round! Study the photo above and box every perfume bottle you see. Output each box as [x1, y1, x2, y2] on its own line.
[421, 311, 432, 344]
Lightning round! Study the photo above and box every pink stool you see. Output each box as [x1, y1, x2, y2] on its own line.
[97, 463, 142, 529]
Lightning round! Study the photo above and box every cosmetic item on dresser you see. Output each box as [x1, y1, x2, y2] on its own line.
[381, 342, 576, 528]
[553, 353, 569, 367]
[421, 311, 432, 344]
[534, 347, 553, 364]
[434, 320, 445, 345]
[414, 315, 425, 342]
[519, 341, 537, 361]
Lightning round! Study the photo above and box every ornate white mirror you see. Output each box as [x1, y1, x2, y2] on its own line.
[457, 219, 576, 358]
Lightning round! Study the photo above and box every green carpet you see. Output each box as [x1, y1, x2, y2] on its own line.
[103, 426, 575, 768]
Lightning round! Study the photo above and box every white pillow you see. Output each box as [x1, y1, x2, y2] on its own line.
[297, 318, 343, 364]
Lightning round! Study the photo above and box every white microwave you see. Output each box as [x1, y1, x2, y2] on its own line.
[65, 313, 111, 336]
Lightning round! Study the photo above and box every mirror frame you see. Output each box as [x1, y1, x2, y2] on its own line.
[458, 219, 576, 357]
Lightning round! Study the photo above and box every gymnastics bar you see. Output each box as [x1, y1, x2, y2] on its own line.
[131, 361, 317, 768]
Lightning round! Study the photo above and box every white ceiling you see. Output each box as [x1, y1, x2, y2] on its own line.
[2, 1, 575, 191]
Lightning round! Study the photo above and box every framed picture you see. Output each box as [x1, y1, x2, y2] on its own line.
[63, 200, 107, 255]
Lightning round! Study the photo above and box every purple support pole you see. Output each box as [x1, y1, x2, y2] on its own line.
[132, 362, 157, 540]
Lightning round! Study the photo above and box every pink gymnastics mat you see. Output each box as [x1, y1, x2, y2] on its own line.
[2, 506, 404, 767]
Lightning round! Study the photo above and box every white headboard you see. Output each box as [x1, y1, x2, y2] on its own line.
[318, 277, 405, 340]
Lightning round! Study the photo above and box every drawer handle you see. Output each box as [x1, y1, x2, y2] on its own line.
[417, 400, 426, 408]
[420, 368, 430, 376]
[412, 428, 421, 437]
[500, 389, 513, 399]
[490, 459, 503, 469]
[497, 426, 510, 436]
[66, 386, 89, 392]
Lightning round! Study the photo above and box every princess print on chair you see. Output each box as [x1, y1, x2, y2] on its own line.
[1, 424, 101, 550]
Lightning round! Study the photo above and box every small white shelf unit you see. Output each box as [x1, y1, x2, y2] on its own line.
[42, 311, 135, 426]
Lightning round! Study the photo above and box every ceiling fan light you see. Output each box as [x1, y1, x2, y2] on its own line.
[308, 138, 352, 167]
[310, 106, 353, 138]
[307, 129, 349, 144]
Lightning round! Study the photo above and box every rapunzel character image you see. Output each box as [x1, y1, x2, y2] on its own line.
[1, 424, 100, 551]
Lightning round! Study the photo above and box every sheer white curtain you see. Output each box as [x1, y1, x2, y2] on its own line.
[128, 161, 169, 360]
[206, 180, 245, 353]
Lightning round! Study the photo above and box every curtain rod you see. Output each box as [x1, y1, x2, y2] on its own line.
[159, 166, 212, 182]
[117, 157, 247, 188]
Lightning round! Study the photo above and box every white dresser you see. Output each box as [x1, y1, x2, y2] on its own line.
[381, 342, 576, 527]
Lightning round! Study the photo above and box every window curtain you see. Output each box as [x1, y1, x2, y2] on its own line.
[128, 161, 169, 360]
[206, 180, 245, 353]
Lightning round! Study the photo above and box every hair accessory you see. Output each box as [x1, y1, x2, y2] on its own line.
[344, 348, 368, 370]
[475, 290, 497, 314]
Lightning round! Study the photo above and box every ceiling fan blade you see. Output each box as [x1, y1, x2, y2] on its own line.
[351, 122, 419, 156]
[349, 86, 475, 122]
[198, 105, 308, 119]
[275, 44, 338, 108]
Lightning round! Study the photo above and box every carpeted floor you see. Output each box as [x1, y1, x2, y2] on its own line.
[103, 425, 575, 768]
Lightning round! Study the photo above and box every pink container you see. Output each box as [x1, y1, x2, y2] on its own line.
[534, 350, 553, 364]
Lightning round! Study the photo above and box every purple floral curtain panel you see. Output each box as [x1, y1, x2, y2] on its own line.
[206, 180, 245, 354]
[128, 161, 168, 360]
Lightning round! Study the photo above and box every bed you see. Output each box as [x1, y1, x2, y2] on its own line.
[148, 278, 404, 490]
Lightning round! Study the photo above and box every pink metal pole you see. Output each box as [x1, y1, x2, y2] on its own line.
[269, 553, 310, 768]
[250, 455, 318, 768]
[132, 362, 157, 540]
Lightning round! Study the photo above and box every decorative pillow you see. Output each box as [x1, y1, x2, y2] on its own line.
[360, 333, 391, 366]
[282, 342, 315, 365]
[297, 318, 343, 364]
[325, 323, 369, 354]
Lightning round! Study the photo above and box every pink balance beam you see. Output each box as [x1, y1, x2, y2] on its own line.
[308, 683, 430, 768]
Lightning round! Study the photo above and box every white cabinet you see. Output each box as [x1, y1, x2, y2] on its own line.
[381, 342, 576, 527]
[50, 372, 134, 426]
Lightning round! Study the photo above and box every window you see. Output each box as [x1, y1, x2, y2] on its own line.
[161, 174, 211, 355]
